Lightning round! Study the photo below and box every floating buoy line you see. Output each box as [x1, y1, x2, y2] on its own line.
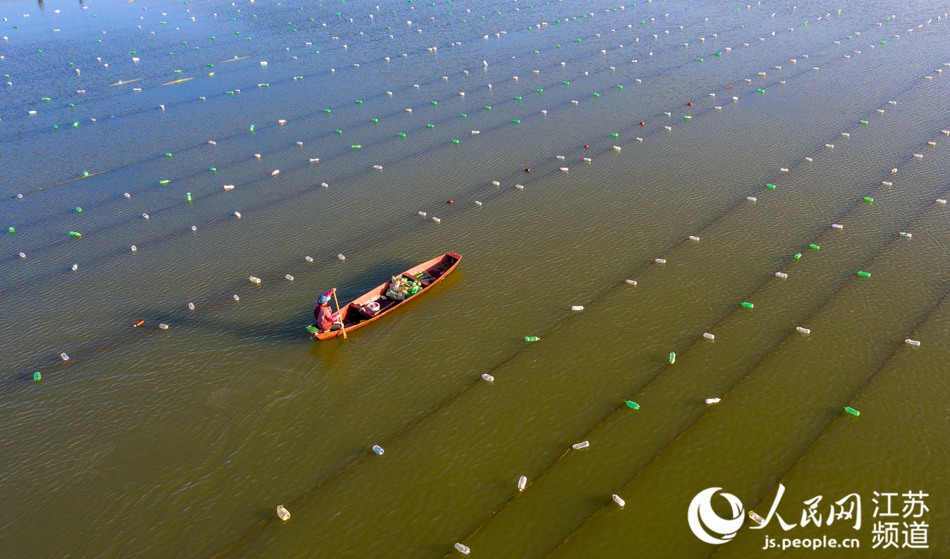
[541, 218, 949, 559]
[8, 47, 948, 386]
[447, 225, 950, 551]
[12, 72, 945, 297]
[4, 0, 743, 152]
[9, 3, 950, 552]
[20, 46, 936, 221]
[314, 125, 950, 557]
[5, 14, 950, 559]
[8, 19, 939, 273]
[734, 287, 947, 552]
[445, 198, 948, 555]
[5, 0, 907, 209]
[7, 3, 940, 556]
[8, 0, 937, 152]
[5, 105, 944, 394]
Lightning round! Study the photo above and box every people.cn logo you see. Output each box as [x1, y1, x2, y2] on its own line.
[687, 487, 746, 544]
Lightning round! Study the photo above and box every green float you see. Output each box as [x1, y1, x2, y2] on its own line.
[740, 301, 754, 309]
[844, 406, 860, 417]
[625, 400, 640, 410]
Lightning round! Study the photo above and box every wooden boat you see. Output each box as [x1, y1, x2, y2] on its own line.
[307, 252, 461, 340]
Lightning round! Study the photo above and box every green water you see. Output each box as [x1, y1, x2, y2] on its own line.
[1, 0, 947, 557]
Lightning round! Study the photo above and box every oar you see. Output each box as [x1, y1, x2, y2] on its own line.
[332, 289, 347, 340]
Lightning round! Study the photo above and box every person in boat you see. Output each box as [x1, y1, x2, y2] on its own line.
[314, 289, 342, 332]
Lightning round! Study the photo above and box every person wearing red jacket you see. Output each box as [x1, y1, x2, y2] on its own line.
[314, 288, 341, 332]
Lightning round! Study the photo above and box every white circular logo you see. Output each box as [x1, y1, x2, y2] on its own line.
[687, 487, 746, 544]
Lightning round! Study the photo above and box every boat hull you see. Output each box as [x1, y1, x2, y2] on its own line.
[307, 252, 461, 340]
